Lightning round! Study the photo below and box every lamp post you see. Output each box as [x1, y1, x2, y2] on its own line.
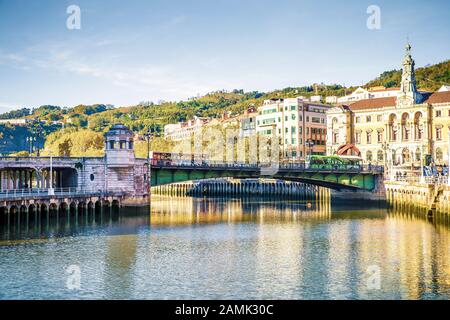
[381, 141, 390, 179]
[35, 125, 42, 157]
[47, 150, 55, 195]
[448, 131, 450, 186]
[26, 136, 36, 155]
[144, 127, 154, 191]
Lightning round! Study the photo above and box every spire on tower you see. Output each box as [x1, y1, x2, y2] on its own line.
[397, 43, 421, 107]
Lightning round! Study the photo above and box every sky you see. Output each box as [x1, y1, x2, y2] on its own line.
[0, 0, 449, 112]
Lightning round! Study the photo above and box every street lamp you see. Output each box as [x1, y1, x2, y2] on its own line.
[381, 141, 390, 179]
[144, 127, 155, 190]
[26, 136, 36, 155]
[35, 125, 42, 157]
[45, 149, 55, 196]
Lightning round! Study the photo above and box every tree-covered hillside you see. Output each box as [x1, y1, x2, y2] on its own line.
[0, 59, 449, 155]
[366, 60, 450, 91]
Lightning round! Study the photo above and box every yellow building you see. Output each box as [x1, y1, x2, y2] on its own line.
[327, 44, 450, 175]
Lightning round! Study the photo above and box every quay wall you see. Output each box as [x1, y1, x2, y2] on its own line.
[152, 178, 331, 200]
[385, 181, 450, 215]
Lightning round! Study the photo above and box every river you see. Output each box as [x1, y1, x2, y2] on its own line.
[0, 196, 449, 300]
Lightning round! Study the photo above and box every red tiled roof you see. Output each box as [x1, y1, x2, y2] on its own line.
[346, 97, 396, 111]
[424, 91, 450, 104]
[343, 91, 450, 111]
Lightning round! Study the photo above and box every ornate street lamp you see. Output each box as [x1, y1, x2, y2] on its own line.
[144, 126, 155, 190]
[381, 141, 390, 179]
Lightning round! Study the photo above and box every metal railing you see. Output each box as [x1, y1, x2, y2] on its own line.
[0, 187, 103, 199]
[388, 175, 449, 185]
[150, 160, 384, 173]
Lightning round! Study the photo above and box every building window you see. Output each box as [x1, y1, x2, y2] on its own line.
[367, 151, 373, 162]
[291, 114, 296, 120]
[436, 110, 442, 117]
[366, 132, 372, 144]
[377, 115, 382, 122]
[292, 138, 296, 144]
[90, 174, 95, 181]
[356, 117, 361, 123]
[436, 148, 443, 162]
[120, 141, 126, 149]
[291, 127, 296, 134]
[436, 127, 442, 140]
[377, 131, 383, 143]
[355, 132, 361, 144]
[366, 116, 371, 123]
[128, 141, 134, 149]
[377, 150, 384, 161]
[333, 132, 339, 144]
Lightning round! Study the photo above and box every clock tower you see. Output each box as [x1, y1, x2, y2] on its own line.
[397, 43, 421, 107]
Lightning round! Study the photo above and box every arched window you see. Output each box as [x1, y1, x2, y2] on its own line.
[389, 114, 397, 141]
[366, 131, 372, 144]
[367, 150, 373, 162]
[401, 148, 410, 164]
[377, 150, 384, 162]
[355, 131, 361, 144]
[377, 130, 383, 143]
[401, 113, 410, 141]
[414, 112, 423, 140]
[436, 148, 443, 162]
[415, 148, 421, 162]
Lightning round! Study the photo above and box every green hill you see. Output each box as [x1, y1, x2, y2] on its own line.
[366, 60, 450, 91]
[0, 59, 449, 155]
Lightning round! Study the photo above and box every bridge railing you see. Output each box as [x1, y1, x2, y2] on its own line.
[387, 175, 449, 185]
[150, 160, 384, 173]
[0, 187, 103, 199]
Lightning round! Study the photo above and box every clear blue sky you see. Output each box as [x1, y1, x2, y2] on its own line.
[0, 0, 449, 112]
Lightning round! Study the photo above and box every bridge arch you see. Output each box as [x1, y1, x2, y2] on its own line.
[69, 202, 77, 216]
[87, 201, 94, 214]
[40, 203, 48, 214]
[20, 205, 27, 215]
[49, 203, 58, 215]
[77, 201, 86, 215]
[59, 202, 69, 214]
[94, 200, 102, 214]
[28, 204, 36, 215]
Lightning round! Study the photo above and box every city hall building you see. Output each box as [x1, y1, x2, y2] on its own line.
[327, 44, 450, 174]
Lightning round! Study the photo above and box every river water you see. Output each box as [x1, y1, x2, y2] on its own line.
[0, 196, 449, 300]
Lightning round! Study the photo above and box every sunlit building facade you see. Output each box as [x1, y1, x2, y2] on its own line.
[327, 44, 450, 174]
[256, 98, 329, 161]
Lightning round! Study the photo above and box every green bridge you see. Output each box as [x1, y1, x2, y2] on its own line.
[150, 163, 383, 191]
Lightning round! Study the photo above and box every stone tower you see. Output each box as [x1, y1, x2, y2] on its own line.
[397, 43, 422, 107]
[105, 123, 135, 167]
[104, 123, 137, 194]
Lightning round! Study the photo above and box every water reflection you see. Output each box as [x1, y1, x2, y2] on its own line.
[0, 196, 448, 299]
[149, 196, 331, 226]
